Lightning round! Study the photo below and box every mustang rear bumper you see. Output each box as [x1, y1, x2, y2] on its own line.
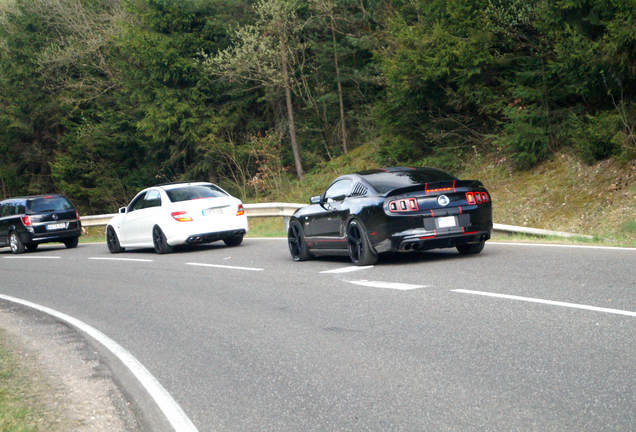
[371, 206, 492, 253]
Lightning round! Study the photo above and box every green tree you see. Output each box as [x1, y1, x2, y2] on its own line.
[204, 0, 306, 179]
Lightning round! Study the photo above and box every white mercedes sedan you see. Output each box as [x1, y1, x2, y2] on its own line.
[106, 182, 248, 254]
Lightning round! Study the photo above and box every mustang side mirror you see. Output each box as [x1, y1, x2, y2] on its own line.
[119, 207, 127, 214]
[309, 195, 321, 205]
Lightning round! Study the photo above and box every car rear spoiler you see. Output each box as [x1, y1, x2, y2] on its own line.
[384, 180, 483, 197]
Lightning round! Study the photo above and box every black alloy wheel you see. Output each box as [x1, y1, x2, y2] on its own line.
[456, 240, 485, 255]
[25, 243, 38, 252]
[288, 220, 311, 261]
[152, 225, 173, 254]
[347, 220, 378, 266]
[223, 233, 244, 247]
[9, 231, 25, 254]
[64, 237, 79, 249]
[106, 226, 124, 253]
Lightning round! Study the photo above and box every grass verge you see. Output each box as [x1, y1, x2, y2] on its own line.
[0, 332, 44, 432]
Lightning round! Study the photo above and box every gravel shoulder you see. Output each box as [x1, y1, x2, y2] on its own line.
[0, 304, 141, 432]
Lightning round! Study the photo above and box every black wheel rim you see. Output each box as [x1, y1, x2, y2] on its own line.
[107, 228, 117, 250]
[288, 224, 301, 257]
[348, 225, 362, 262]
[153, 227, 164, 250]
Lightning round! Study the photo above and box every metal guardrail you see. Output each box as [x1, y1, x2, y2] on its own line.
[80, 202, 593, 239]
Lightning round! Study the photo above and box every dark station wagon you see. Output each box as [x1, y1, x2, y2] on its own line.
[0, 194, 82, 253]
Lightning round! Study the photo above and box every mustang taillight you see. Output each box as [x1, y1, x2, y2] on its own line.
[21, 215, 32, 226]
[75, 210, 80, 221]
[171, 211, 193, 222]
[388, 198, 419, 212]
[236, 204, 245, 216]
[466, 191, 489, 205]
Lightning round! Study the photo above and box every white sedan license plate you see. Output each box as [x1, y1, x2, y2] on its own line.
[202, 207, 223, 216]
[436, 216, 456, 228]
[46, 223, 66, 230]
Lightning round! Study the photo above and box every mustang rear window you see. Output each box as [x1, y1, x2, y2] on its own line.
[166, 185, 227, 202]
[27, 197, 72, 213]
[362, 169, 457, 194]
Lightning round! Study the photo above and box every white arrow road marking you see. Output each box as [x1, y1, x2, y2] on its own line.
[320, 265, 374, 274]
[346, 280, 427, 290]
[186, 262, 264, 272]
[89, 257, 153, 262]
[452, 289, 636, 317]
[4, 256, 61, 259]
[0, 294, 199, 432]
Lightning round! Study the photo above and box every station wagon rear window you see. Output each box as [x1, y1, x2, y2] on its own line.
[166, 185, 227, 202]
[27, 197, 73, 213]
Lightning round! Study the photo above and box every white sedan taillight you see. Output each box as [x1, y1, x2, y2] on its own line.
[171, 211, 193, 222]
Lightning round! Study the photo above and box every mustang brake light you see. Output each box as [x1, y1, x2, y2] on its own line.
[466, 191, 489, 205]
[21, 215, 32, 226]
[75, 210, 80, 220]
[171, 211, 193, 222]
[388, 198, 419, 213]
[236, 204, 245, 216]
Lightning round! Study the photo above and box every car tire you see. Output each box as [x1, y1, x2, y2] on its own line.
[152, 225, 173, 254]
[9, 231, 25, 254]
[106, 226, 125, 253]
[288, 219, 311, 261]
[25, 243, 38, 252]
[223, 233, 244, 247]
[456, 240, 485, 255]
[347, 219, 378, 266]
[64, 237, 79, 249]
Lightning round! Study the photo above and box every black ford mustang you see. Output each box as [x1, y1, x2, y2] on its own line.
[288, 167, 492, 265]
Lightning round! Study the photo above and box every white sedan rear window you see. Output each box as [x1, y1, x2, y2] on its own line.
[166, 185, 227, 202]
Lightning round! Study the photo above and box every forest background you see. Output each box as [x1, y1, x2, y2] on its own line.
[0, 0, 634, 214]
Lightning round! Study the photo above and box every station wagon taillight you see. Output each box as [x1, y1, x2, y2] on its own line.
[171, 211, 193, 222]
[388, 198, 419, 212]
[21, 215, 32, 227]
[236, 204, 245, 216]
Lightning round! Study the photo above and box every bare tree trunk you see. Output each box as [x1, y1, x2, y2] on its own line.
[330, 15, 348, 154]
[281, 39, 304, 179]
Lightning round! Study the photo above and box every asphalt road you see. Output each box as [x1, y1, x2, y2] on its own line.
[1, 239, 634, 431]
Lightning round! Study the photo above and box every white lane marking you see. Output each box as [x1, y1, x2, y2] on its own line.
[320, 266, 374, 274]
[88, 257, 153, 262]
[452, 289, 636, 317]
[346, 280, 426, 290]
[489, 241, 636, 251]
[0, 294, 199, 432]
[4, 256, 61, 259]
[244, 237, 287, 240]
[186, 262, 264, 272]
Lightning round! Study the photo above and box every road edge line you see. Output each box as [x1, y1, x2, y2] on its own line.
[0, 294, 199, 432]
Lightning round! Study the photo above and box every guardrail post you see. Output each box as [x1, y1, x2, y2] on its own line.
[283, 216, 290, 233]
